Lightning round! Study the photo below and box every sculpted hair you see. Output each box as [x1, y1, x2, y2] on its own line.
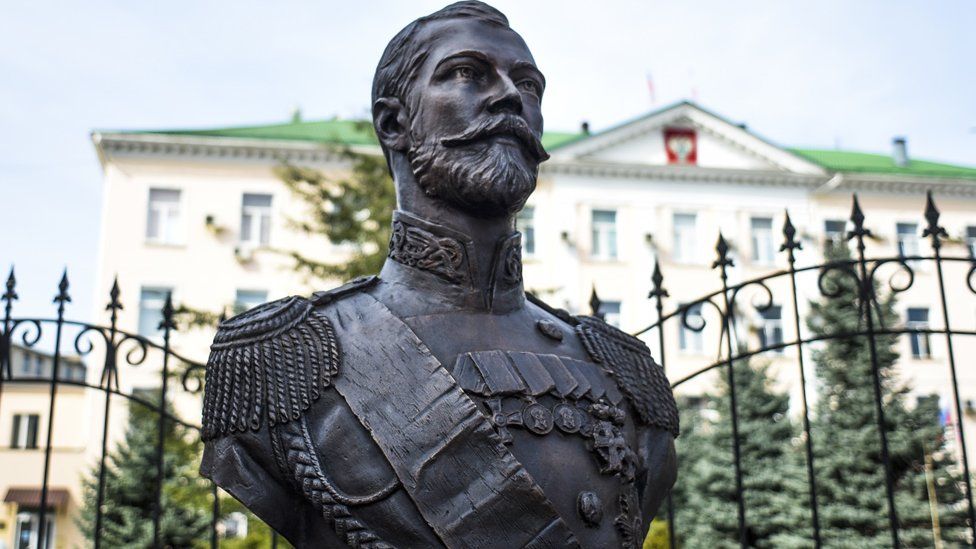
[372, 1, 510, 160]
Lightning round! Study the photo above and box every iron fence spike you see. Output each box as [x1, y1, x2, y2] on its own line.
[158, 292, 177, 331]
[2, 266, 16, 303]
[921, 191, 947, 243]
[54, 268, 71, 305]
[589, 285, 602, 317]
[106, 276, 123, 312]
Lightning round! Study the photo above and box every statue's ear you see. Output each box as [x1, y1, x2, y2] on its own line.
[373, 98, 410, 153]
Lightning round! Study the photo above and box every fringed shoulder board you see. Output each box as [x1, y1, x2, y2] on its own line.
[201, 295, 339, 441]
[575, 315, 679, 437]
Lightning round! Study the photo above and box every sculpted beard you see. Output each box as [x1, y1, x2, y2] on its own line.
[407, 115, 549, 218]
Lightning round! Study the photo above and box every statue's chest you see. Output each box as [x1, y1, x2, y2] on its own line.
[452, 349, 641, 482]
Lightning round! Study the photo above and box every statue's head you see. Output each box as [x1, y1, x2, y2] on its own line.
[372, 1, 548, 219]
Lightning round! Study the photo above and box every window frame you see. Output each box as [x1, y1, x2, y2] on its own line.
[11, 413, 40, 450]
[145, 188, 183, 245]
[590, 209, 618, 261]
[517, 206, 536, 257]
[750, 216, 775, 264]
[757, 305, 784, 354]
[896, 222, 920, 259]
[240, 193, 273, 248]
[672, 212, 698, 264]
[678, 302, 705, 353]
[906, 307, 931, 359]
[234, 289, 269, 316]
[138, 286, 173, 339]
[599, 300, 622, 328]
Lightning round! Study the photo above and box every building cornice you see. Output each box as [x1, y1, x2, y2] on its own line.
[541, 159, 826, 188]
[91, 131, 976, 196]
[90, 132, 381, 170]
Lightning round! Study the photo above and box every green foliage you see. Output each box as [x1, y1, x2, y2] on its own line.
[808, 243, 969, 547]
[217, 497, 293, 549]
[78, 397, 210, 548]
[674, 362, 810, 548]
[643, 518, 671, 549]
[274, 145, 396, 281]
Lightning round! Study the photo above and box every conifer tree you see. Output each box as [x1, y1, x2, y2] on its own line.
[79, 398, 210, 548]
[677, 361, 810, 548]
[808, 242, 969, 547]
[274, 144, 395, 281]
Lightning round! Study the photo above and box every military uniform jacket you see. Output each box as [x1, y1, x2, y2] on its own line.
[200, 212, 678, 549]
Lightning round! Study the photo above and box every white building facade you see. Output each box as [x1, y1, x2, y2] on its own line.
[86, 100, 976, 494]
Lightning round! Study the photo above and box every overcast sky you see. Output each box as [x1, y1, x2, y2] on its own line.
[1, 0, 974, 322]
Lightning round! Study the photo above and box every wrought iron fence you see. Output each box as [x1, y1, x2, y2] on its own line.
[1, 191, 973, 549]
[0, 274, 283, 548]
[599, 191, 975, 549]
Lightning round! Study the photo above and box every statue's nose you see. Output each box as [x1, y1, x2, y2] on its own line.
[487, 75, 523, 115]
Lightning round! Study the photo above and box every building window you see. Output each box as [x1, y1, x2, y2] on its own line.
[234, 290, 268, 316]
[240, 193, 273, 247]
[600, 301, 621, 328]
[967, 226, 976, 258]
[672, 213, 697, 263]
[896, 222, 919, 259]
[146, 188, 182, 244]
[750, 217, 775, 264]
[906, 308, 930, 359]
[824, 219, 847, 249]
[220, 512, 249, 539]
[15, 510, 55, 549]
[591, 210, 617, 260]
[679, 302, 704, 353]
[138, 287, 171, 338]
[517, 206, 536, 256]
[11, 414, 39, 449]
[758, 305, 784, 353]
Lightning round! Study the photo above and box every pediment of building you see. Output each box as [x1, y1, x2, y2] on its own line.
[550, 101, 825, 175]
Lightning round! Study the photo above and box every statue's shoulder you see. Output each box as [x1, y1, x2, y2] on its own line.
[309, 275, 380, 308]
[525, 292, 579, 327]
[574, 314, 680, 438]
[202, 276, 379, 442]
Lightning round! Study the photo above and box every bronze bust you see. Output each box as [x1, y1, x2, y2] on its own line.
[200, 2, 678, 547]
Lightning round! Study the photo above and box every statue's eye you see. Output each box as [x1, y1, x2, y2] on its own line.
[518, 80, 540, 96]
[453, 66, 476, 80]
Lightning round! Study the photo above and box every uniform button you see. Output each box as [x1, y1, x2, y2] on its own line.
[577, 491, 603, 527]
[536, 319, 564, 341]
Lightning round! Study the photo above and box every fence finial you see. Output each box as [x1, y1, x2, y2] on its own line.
[589, 285, 602, 318]
[712, 232, 733, 269]
[106, 277, 123, 313]
[847, 194, 872, 240]
[922, 191, 947, 247]
[781, 211, 802, 252]
[3, 267, 16, 306]
[159, 292, 177, 332]
[54, 269, 71, 307]
[649, 259, 669, 299]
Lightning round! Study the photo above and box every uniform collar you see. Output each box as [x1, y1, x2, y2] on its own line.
[382, 210, 525, 313]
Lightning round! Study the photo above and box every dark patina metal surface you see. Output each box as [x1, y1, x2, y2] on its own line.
[200, 2, 678, 547]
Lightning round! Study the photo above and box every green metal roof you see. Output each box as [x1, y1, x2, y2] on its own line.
[132, 118, 587, 151]
[121, 117, 975, 180]
[789, 148, 976, 180]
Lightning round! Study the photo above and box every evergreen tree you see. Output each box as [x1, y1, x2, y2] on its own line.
[677, 361, 810, 548]
[79, 398, 210, 548]
[808, 242, 969, 547]
[274, 144, 395, 281]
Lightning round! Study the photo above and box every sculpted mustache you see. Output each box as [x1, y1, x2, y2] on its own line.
[440, 116, 550, 161]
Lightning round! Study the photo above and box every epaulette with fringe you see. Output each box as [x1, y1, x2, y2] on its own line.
[575, 315, 679, 437]
[201, 296, 339, 441]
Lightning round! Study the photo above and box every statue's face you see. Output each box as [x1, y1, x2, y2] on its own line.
[405, 18, 548, 218]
